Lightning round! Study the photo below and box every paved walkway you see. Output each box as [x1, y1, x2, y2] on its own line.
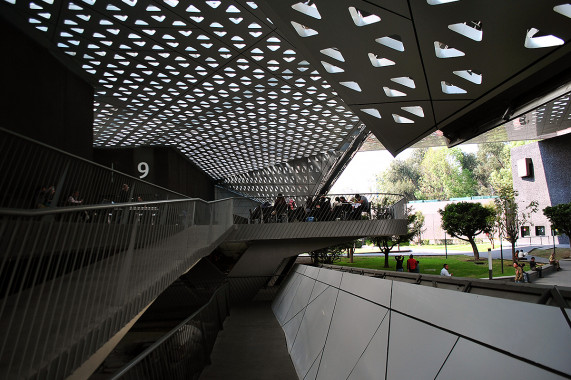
[533, 259, 571, 287]
[199, 300, 297, 380]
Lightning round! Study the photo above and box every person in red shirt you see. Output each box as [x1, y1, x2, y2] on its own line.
[407, 254, 419, 273]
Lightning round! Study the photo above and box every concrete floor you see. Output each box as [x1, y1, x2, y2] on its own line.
[533, 259, 571, 287]
[199, 300, 297, 380]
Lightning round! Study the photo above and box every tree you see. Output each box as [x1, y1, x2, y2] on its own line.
[373, 208, 423, 268]
[310, 245, 344, 265]
[494, 187, 538, 261]
[484, 204, 499, 248]
[417, 147, 477, 200]
[439, 202, 493, 260]
[377, 148, 425, 200]
[413, 211, 426, 244]
[543, 202, 571, 244]
[473, 143, 510, 195]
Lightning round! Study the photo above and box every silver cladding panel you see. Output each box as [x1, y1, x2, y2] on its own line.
[273, 265, 571, 380]
[318, 291, 388, 380]
[436, 338, 568, 380]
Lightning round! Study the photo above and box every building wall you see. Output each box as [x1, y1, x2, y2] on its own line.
[274, 265, 571, 379]
[0, 20, 94, 160]
[511, 135, 571, 244]
[94, 146, 215, 200]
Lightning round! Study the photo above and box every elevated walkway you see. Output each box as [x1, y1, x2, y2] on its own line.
[226, 219, 407, 242]
[0, 200, 234, 379]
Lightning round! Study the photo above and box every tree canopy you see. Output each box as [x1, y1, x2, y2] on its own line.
[373, 208, 424, 267]
[377, 143, 519, 201]
[543, 202, 571, 241]
[439, 202, 494, 260]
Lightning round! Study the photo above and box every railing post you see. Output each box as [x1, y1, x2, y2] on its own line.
[184, 201, 196, 229]
[114, 217, 139, 305]
[51, 161, 69, 207]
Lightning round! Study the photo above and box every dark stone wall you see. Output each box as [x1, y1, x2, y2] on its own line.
[93, 146, 215, 200]
[539, 133, 571, 207]
[0, 19, 94, 160]
[511, 135, 571, 244]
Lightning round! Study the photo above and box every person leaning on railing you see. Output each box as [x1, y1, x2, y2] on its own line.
[331, 197, 343, 220]
[350, 194, 369, 220]
[66, 190, 90, 221]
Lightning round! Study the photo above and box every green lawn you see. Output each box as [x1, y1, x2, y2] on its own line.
[336, 255, 517, 279]
[355, 242, 495, 253]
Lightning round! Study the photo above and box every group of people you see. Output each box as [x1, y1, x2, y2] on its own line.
[513, 251, 561, 283]
[35, 183, 138, 223]
[394, 254, 427, 274]
[36, 185, 55, 208]
[394, 254, 453, 276]
[252, 193, 371, 223]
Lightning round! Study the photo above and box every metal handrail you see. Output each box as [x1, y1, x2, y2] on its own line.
[231, 192, 406, 224]
[111, 282, 230, 379]
[0, 127, 188, 199]
[321, 264, 571, 307]
[0, 127, 188, 210]
[0, 197, 235, 379]
[0, 197, 226, 216]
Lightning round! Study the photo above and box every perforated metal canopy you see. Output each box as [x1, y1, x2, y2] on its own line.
[261, 0, 571, 154]
[2, 0, 571, 185]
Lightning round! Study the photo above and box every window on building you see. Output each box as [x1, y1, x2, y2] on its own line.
[517, 158, 534, 178]
[535, 226, 545, 236]
[521, 225, 530, 237]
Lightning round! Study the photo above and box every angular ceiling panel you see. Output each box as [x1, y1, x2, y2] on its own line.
[2, 0, 570, 186]
[260, 0, 571, 153]
[1, 0, 363, 182]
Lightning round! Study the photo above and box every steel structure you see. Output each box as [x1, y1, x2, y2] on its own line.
[2, 0, 570, 198]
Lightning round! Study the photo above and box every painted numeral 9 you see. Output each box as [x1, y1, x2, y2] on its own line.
[138, 162, 149, 179]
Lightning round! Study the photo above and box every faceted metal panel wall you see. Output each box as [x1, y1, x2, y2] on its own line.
[261, 0, 571, 154]
[1, 0, 364, 180]
[273, 265, 571, 380]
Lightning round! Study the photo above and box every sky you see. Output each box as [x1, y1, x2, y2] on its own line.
[330, 144, 479, 194]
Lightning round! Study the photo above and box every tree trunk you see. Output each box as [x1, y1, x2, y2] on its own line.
[349, 247, 354, 263]
[469, 238, 480, 261]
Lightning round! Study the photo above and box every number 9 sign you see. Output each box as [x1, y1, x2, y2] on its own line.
[137, 162, 149, 179]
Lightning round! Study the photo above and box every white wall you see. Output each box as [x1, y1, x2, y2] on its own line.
[273, 265, 571, 380]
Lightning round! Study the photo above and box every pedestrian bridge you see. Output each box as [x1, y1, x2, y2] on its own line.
[0, 194, 408, 379]
[1, 128, 568, 380]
